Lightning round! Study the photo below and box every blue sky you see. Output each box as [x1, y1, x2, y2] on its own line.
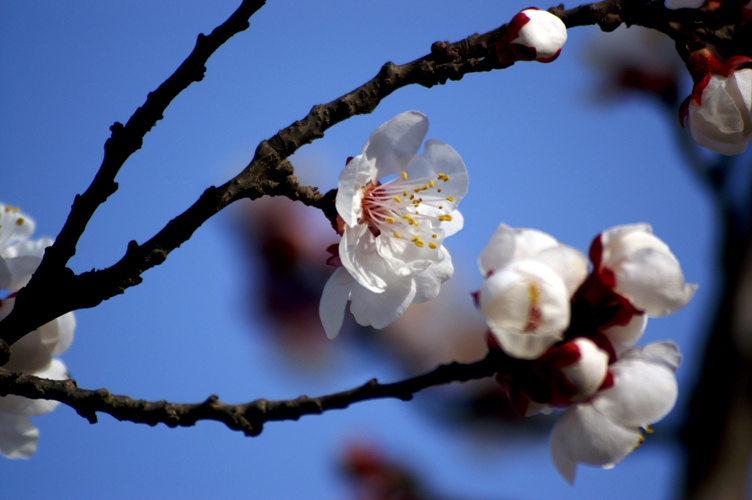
[0, 2, 722, 499]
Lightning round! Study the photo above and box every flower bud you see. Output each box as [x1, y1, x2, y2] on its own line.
[496, 8, 567, 64]
[681, 56, 752, 155]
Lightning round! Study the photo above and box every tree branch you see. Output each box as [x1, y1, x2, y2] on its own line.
[0, 351, 500, 436]
[3, 0, 743, 353]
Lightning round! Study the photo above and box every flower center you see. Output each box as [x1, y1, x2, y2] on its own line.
[360, 170, 456, 250]
[0, 205, 27, 248]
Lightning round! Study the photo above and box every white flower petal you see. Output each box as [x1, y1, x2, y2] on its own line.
[339, 224, 389, 293]
[402, 139, 469, 204]
[598, 224, 696, 316]
[363, 111, 429, 178]
[478, 224, 559, 277]
[0, 413, 39, 459]
[534, 246, 589, 295]
[592, 343, 679, 427]
[602, 313, 648, 356]
[551, 404, 642, 484]
[413, 248, 454, 303]
[319, 268, 354, 339]
[336, 155, 373, 227]
[615, 248, 697, 316]
[349, 275, 417, 329]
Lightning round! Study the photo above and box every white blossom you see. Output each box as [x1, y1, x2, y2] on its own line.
[550, 341, 681, 484]
[477, 224, 588, 359]
[0, 203, 51, 291]
[592, 224, 697, 317]
[319, 111, 468, 339]
[684, 67, 752, 155]
[0, 201, 74, 459]
[0, 295, 74, 459]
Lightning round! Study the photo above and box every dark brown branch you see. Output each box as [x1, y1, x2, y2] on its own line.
[0, 351, 500, 436]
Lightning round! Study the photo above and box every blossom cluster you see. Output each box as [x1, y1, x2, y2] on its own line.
[475, 223, 695, 482]
[0, 202, 75, 459]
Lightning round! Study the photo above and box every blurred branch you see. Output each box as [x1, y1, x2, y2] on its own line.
[0, 351, 499, 436]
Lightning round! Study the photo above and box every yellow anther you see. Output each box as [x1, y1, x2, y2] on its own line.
[437, 188, 442, 193]
[413, 237, 425, 248]
[393, 196, 402, 203]
[403, 190, 408, 197]
[644, 425, 654, 435]
[414, 188, 421, 193]
[428, 242, 438, 249]
[12, 207, 20, 213]
[401, 171, 408, 180]
[16, 218, 24, 226]
[431, 234, 437, 238]
[438, 214, 453, 222]
[446, 196, 454, 202]
[429, 180, 436, 187]
[401, 215, 417, 225]
[4, 206, 11, 213]
[385, 217, 395, 224]
[394, 232, 402, 238]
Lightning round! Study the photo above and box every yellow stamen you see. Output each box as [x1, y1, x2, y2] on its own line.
[393, 196, 402, 203]
[446, 196, 454, 202]
[431, 234, 437, 238]
[16, 218, 24, 226]
[428, 242, 438, 249]
[438, 214, 453, 222]
[385, 217, 395, 224]
[401, 171, 408, 180]
[394, 232, 402, 238]
[429, 180, 436, 187]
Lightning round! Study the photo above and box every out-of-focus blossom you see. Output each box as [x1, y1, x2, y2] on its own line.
[496, 8, 567, 64]
[476, 224, 588, 360]
[664, 0, 705, 9]
[0, 202, 75, 459]
[550, 341, 681, 484]
[680, 49, 752, 155]
[584, 25, 684, 104]
[0, 203, 52, 291]
[589, 223, 697, 317]
[320, 111, 468, 339]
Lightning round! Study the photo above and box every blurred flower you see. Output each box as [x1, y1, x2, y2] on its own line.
[681, 54, 752, 155]
[0, 202, 74, 459]
[320, 111, 468, 339]
[476, 224, 588, 360]
[550, 341, 681, 484]
[496, 8, 567, 64]
[584, 25, 684, 104]
[664, 0, 705, 8]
